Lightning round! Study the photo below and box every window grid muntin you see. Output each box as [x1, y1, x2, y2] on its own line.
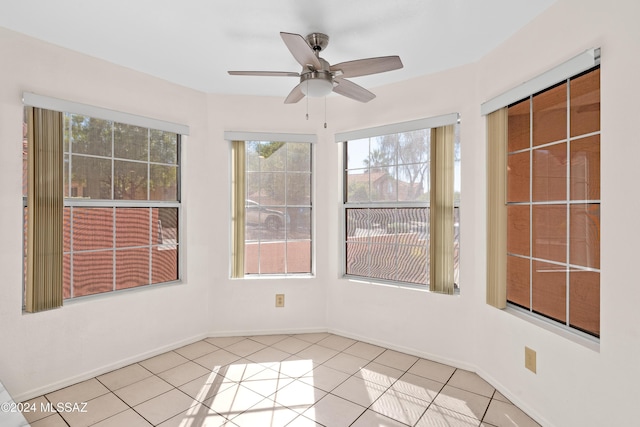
[506, 66, 600, 337]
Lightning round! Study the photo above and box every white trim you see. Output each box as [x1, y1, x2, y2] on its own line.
[334, 113, 459, 142]
[224, 131, 317, 143]
[480, 48, 600, 115]
[22, 92, 190, 135]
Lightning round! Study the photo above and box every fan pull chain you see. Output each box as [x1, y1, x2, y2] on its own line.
[324, 96, 327, 128]
[306, 80, 309, 120]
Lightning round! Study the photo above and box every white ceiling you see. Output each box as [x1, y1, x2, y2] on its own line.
[1, 0, 557, 98]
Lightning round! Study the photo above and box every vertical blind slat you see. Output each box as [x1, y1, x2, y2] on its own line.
[26, 107, 63, 312]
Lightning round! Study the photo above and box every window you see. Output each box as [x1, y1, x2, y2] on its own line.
[485, 49, 600, 339]
[229, 133, 313, 277]
[338, 115, 460, 292]
[23, 94, 186, 311]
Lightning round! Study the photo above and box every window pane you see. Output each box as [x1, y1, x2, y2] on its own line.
[453, 207, 460, 288]
[73, 250, 114, 297]
[507, 255, 530, 309]
[22, 111, 28, 197]
[150, 164, 178, 201]
[72, 208, 113, 251]
[246, 141, 261, 172]
[397, 164, 429, 202]
[532, 260, 566, 323]
[347, 138, 369, 170]
[116, 208, 150, 248]
[259, 172, 286, 205]
[346, 208, 429, 286]
[507, 151, 529, 203]
[368, 243, 397, 281]
[507, 205, 529, 256]
[533, 82, 567, 146]
[152, 245, 178, 284]
[114, 123, 148, 161]
[346, 242, 369, 277]
[154, 207, 179, 245]
[508, 99, 530, 152]
[570, 203, 600, 269]
[287, 241, 311, 273]
[71, 155, 112, 199]
[259, 141, 286, 172]
[397, 245, 427, 285]
[286, 173, 311, 205]
[287, 143, 311, 172]
[255, 242, 286, 274]
[64, 154, 70, 198]
[395, 208, 427, 246]
[532, 143, 567, 202]
[371, 209, 397, 243]
[370, 135, 397, 167]
[532, 204, 566, 263]
[569, 269, 600, 336]
[570, 135, 600, 201]
[370, 166, 397, 202]
[116, 247, 150, 290]
[63, 253, 71, 299]
[570, 68, 600, 137]
[346, 208, 369, 241]
[288, 207, 311, 239]
[246, 172, 260, 200]
[63, 207, 71, 253]
[347, 170, 370, 202]
[114, 160, 148, 200]
[68, 115, 113, 157]
[150, 130, 178, 164]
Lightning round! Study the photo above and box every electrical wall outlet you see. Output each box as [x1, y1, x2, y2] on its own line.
[525, 346, 537, 373]
[275, 294, 285, 308]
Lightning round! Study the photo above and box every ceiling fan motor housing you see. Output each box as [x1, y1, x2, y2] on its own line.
[305, 33, 329, 52]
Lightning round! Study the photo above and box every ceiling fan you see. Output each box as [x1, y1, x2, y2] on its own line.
[228, 32, 403, 103]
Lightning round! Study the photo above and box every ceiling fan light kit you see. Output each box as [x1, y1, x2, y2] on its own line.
[228, 31, 403, 104]
[300, 71, 333, 97]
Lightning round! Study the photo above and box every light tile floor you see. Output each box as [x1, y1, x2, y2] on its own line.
[21, 333, 541, 427]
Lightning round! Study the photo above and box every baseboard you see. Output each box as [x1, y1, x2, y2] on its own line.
[13, 332, 209, 403]
[206, 326, 329, 337]
[12, 327, 552, 426]
[474, 367, 553, 427]
[327, 327, 477, 372]
[328, 328, 552, 427]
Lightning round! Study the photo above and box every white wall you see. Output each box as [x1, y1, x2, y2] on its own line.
[203, 94, 328, 335]
[323, 1, 640, 426]
[1, 1, 639, 425]
[0, 27, 213, 401]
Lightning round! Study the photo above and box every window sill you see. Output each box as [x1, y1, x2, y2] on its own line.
[343, 275, 460, 295]
[505, 305, 600, 352]
[63, 280, 183, 308]
[234, 274, 315, 280]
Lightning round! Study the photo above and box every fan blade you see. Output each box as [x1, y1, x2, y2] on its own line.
[228, 71, 300, 77]
[284, 82, 306, 104]
[333, 78, 376, 103]
[280, 32, 322, 70]
[330, 56, 403, 78]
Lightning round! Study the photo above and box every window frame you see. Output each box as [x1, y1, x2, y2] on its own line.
[22, 93, 187, 308]
[483, 49, 601, 342]
[226, 131, 316, 279]
[336, 114, 460, 292]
